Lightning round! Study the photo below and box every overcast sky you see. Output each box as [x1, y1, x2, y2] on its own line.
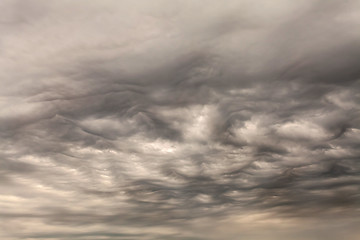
[1, 1, 360, 240]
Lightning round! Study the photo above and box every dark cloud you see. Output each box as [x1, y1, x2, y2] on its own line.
[1, 0, 360, 239]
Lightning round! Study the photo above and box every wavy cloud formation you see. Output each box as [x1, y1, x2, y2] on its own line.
[1, 1, 360, 239]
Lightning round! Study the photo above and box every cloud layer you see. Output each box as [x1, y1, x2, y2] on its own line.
[1, 1, 360, 239]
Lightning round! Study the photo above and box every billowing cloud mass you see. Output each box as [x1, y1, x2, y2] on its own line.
[1, 0, 360, 239]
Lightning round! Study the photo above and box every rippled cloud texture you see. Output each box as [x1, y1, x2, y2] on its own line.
[1, 0, 360, 239]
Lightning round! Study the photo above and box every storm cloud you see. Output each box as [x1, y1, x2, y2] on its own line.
[1, 1, 360, 239]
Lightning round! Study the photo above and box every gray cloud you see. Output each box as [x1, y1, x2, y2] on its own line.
[1, 0, 360, 239]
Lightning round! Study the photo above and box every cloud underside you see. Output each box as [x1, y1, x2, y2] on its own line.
[1, 0, 360, 239]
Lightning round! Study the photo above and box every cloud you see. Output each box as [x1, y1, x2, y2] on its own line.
[1, 0, 360, 239]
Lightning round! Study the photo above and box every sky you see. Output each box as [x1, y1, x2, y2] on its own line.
[0, 0, 360, 239]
